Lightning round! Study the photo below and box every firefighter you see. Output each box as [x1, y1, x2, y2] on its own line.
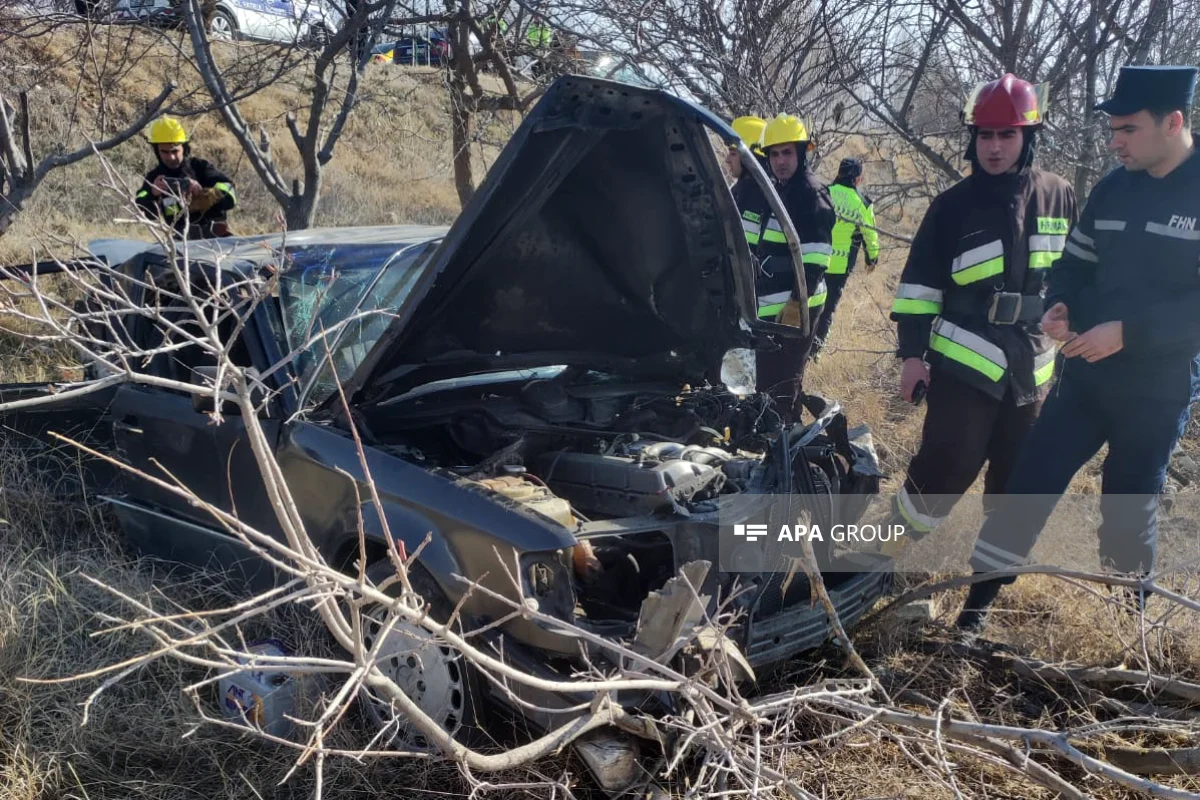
[954, 65, 1200, 635]
[727, 116, 771, 255]
[744, 113, 836, 416]
[725, 115, 768, 187]
[811, 157, 880, 359]
[884, 75, 1078, 558]
[136, 117, 237, 240]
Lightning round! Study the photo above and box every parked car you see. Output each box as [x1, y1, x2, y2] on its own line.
[371, 26, 481, 67]
[371, 31, 450, 67]
[1, 76, 891, 794]
[111, 0, 335, 44]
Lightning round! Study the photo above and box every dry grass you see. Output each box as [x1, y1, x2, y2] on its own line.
[0, 453, 506, 800]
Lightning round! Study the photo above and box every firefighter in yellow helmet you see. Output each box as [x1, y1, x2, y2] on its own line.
[741, 112, 836, 418]
[725, 115, 767, 183]
[136, 116, 238, 240]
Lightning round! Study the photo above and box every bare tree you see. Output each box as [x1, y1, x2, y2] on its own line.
[182, 0, 408, 230]
[437, 0, 543, 206]
[0, 85, 173, 237]
[550, 0, 838, 116]
[0, 5, 178, 237]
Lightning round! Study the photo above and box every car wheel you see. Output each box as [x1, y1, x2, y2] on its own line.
[206, 8, 236, 41]
[358, 559, 488, 749]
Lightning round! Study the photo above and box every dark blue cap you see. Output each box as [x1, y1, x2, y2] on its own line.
[1095, 65, 1199, 116]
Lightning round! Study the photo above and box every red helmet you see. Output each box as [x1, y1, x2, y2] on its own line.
[965, 74, 1043, 128]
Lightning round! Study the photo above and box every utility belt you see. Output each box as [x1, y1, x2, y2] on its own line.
[943, 292, 1043, 325]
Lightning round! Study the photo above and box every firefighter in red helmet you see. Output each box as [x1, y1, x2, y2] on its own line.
[881, 74, 1078, 566]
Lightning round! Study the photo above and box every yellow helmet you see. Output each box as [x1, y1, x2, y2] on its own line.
[730, 115, 767, 154]
[148, 116, 189, 145]
[760, 113, 809, 150]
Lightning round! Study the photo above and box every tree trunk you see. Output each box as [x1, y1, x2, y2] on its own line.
[1074, 0, 1099, 199]
[285, 192, 318, 231]
[451, 88, 474, 209]
[1130, 0, 1168, 64]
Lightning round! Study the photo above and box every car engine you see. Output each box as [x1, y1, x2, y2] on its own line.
[366, 372, 881, 619]
[375, 375, 779, 504]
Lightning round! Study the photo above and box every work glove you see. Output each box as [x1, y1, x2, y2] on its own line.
[864, 255, 879, 273]
[188, 187, 223, 214]
[777, 297, 806, 329]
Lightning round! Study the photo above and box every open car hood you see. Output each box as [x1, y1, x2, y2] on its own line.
[345, 76, 763, 407]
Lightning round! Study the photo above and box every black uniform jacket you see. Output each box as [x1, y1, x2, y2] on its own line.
[136, 157, 237, 238]
[892, 167, 1078, 405]
[1048, 153, 1200, 403]
[739, 169, 836, 318]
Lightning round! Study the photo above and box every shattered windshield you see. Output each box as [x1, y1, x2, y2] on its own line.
[278, 241, 437, 407]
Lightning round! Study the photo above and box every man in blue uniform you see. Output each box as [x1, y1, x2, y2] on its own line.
[956, 65, 1200, 634]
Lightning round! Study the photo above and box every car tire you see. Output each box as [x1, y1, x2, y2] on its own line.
[357, 558, 490, 750]
[206, 7, 237, 41]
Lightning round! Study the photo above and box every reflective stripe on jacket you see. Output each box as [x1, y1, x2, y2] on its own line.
[890, 168, 1078, 404]
[740, 169, 836, 317]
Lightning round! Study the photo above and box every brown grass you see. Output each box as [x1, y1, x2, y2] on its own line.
[0, 452, 504, 800]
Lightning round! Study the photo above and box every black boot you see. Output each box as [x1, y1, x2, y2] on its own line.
[953, 579, 1005, 641]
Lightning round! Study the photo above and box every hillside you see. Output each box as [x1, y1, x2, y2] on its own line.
[0, 24, 507, 263]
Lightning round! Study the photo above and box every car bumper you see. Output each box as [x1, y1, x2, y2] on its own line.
[740, 566, 892, 667]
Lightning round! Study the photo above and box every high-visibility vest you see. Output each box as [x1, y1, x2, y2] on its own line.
[828, 183, 880, 275]
[528, 23, 551, 47]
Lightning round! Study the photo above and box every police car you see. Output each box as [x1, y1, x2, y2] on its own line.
[112, 0, 337, 44]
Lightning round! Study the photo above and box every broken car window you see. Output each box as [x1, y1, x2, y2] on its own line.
[278, 241, 435, 407]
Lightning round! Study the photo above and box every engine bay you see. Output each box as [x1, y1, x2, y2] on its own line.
[361, 370, 877, 621]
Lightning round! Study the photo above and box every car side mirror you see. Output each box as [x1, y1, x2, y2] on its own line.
[191, 366, 268, 416]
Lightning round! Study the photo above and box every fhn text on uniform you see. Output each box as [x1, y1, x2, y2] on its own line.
[733, 523, 907, 544]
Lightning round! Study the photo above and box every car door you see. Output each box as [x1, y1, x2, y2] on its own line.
[240, 0, 297, 41]
[104, 287, 281, 587]
[203, 303, 290, 542]
[226, 0, 271, 39]
[265, 0, 300, 41]
[109, 383, 226, 527]
[0, 382, 121, 502]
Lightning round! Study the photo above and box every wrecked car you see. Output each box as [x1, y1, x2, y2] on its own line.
[0, 76, 891, 791]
